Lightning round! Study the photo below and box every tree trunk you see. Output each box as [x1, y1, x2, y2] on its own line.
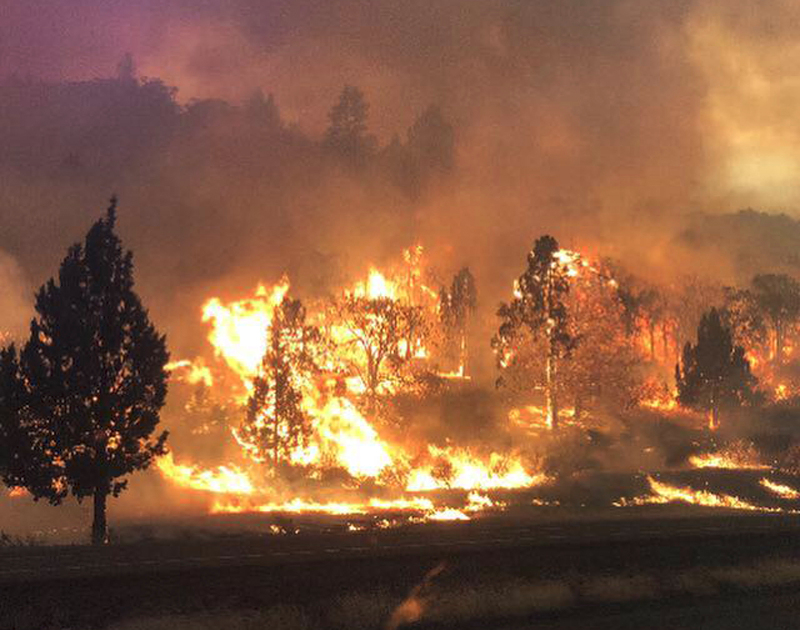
[92, 486, 109, 545]
[459, 329, 468, 377]
[649, 321, 656, 362]
[273, 418, 279, 472]
[546, 349, 559, 431]
[709, 389, 719, 431]
[709, 404, 719, 431]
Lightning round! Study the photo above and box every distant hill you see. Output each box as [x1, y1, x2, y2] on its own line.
[675, 209, 800, 281]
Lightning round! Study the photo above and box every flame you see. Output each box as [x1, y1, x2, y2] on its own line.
[352, 268, 396, 300]
[155, 452, 254, 495]
[157, 245, 549, 520]
[165, 358, 214, 387]
[7, 487, 26, 499]
[760, 478, 800, 500]
[425, 507, 470, 521]
[307, 390, 393, 478]
[405, 446, 547, 492]
[464, 491, 505, 512]
[641, 396, 678, 412]
[211, 495, 472, 522]
[201, 278, 290, 383]
[212, 498, 370, 516]
[688, 445, 768, 470]
[618, 476, 782, 512]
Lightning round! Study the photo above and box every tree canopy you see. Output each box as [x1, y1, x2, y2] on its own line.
[238, 297, 319, 470]
[0, 197, 169, 544]
[324, 85, 374, 160]
[750, 273, 800, 365]
[493, 235, 574, 429]
[676, 308, 759, 430]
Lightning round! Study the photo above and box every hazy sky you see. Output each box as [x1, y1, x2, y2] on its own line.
[2, 0, 798, 212]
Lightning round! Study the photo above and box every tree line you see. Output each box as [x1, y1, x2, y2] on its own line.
[1, 205, 797, 544]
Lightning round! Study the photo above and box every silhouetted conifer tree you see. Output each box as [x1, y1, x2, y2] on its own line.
[439, 267, 477, 375]
[324, 85, 375, 161]
[0, 197, 169, 544]
[239, 298, 318, 470]
[676, 308, 758, 430]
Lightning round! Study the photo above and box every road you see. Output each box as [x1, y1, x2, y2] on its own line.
[3, 511, 800, 629]
[1, 511, 799, 581]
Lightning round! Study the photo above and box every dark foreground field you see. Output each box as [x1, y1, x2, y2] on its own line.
[4, 508, 800, 630]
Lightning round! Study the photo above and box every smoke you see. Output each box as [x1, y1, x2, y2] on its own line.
[3, 1, 798, 340]
[0, 250, 30, 341]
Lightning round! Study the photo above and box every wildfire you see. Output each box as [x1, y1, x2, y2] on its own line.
[509, 404, 579, 432]
[165, 358, 214, 387]
[306, 391, 394, 478]
[760, 478, 800, 500]
[201, 278, 290, 383]
[775, 383, 791, 401]
[155, 452, 254, 495]
[688, 444, 768, 470]
[464, 491, 505, 512]
[353, 268, 397, 300]
[619, 476, 780, 512]
[425, 507, 470, 521]
[405, 446, 547, 492]
[211, 495, 474, 522]
[641, 396, 678, 412]
[154, 245, 552, 522]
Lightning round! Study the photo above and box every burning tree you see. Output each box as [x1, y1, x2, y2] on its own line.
[614, 271, 670, 362]
[722, 286, 769, 364]
[336, 294, 424, 406]
[560, 265, 643, 414]
[439, 267, 477, 376]
[0, 199, 169, 544]
[493, 236, 574, 430]
[750, 273, 800, 366]
[669, 276, 723, 363]
[676, 308, 759, 430]
[238, 297, 319, 470]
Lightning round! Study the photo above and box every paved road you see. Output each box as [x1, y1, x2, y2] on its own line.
[2, 511, 799, 582]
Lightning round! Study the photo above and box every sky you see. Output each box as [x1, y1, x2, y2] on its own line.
[1, 0, 797, 214]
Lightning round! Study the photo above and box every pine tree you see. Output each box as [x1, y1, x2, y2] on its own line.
[439, 267, 477, 376]
[238, 297, 318, 470]
[0, 197, 169, 544]
[676, 308, 758, 430]
[324, 85, 374, 160]
[493, 236, 573, 429]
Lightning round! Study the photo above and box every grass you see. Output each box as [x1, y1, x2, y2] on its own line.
[92, 557, 800, 630]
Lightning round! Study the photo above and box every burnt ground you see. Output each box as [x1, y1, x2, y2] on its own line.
[3, 508, 800, 630]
